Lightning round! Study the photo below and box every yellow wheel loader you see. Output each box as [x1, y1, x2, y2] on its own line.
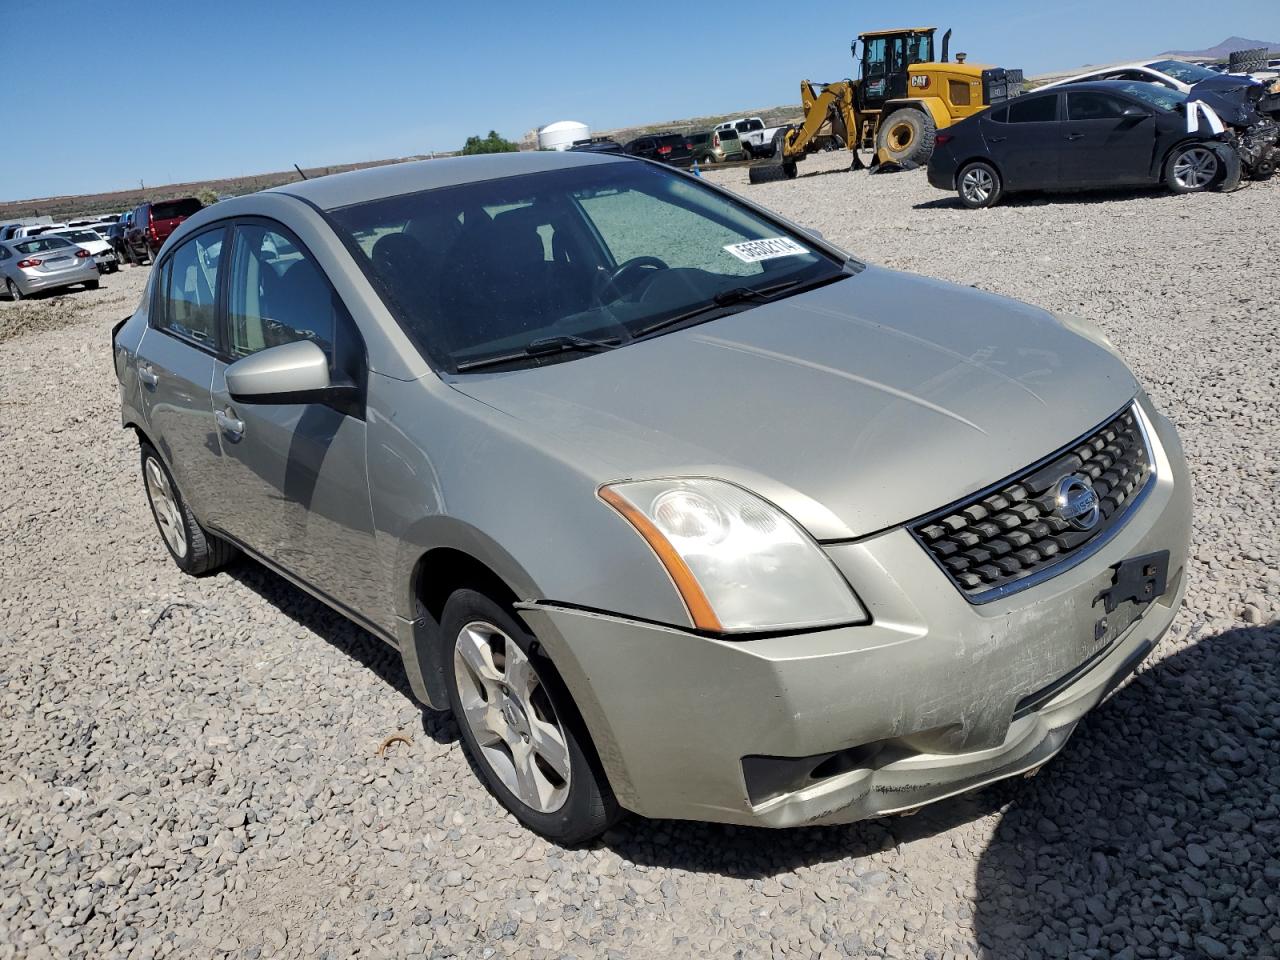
[749, 27, 1023, 183]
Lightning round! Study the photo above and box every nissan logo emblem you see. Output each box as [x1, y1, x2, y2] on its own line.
[1055, 475, 1101, 531]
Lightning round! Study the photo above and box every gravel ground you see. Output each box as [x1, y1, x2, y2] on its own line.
[1, 161, 1277, 960]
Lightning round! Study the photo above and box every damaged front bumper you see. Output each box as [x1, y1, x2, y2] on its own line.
[517, 396, 1192, 827]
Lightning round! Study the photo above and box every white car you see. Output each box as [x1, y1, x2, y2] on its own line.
[9, 222, 68, 240]
[52, 228, 119, 274]
[714, 116, 785, 158]
[1041, 58, 1260, 94]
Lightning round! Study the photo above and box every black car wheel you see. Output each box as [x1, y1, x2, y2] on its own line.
[139, 442, 236, 575]
[1165, 144, 1220, 193]
[443, 588, 621, 845]
[5, 278, 23, 301]
[957, 161, 1003, 208]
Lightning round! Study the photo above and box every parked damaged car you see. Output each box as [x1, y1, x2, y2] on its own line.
[1187, 75, 1280, 181]
[929, 80, 1245, 208]
[113, 151, 1191, 842]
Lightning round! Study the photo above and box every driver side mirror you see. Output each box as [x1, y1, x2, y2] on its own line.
[226, 338, 332, 403]
[806, 228, 825, 241]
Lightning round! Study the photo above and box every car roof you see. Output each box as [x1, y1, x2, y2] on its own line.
[269, 150, 627, 212]
[1026, 79, 1169, 96]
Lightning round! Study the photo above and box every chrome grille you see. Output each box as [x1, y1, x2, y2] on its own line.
[912, 405, 1153, 601]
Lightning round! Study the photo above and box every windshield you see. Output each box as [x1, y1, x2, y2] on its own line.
[1147, 59, 1221, 84]
[330, 161, 849, 373]
[1114, 82, 1187, 112]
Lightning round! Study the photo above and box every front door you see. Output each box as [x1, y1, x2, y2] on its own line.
[136, 226, 228, 521]
[1061, 91, 1157, 185]
[208, 220, 380, 621]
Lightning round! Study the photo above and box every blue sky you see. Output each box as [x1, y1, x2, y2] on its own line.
[2, 0, 1277, 200]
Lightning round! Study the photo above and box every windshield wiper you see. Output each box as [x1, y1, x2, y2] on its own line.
[454, 334, 622, 372]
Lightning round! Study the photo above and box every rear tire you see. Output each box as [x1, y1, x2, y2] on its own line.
[957, 161, 1003, 208]
[876, 108, 937, 168]
[5, 278, 22, 301]
[85, 279, 100, 290]
[139, 442, 236, 576]
[1165, 143, 1220, 193]
[442, 588, 621, 845]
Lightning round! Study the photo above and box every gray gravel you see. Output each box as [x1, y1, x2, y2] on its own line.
[2, 161, 1278, 959]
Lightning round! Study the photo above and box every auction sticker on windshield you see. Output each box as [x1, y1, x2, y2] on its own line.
[723, 237, 809, 263]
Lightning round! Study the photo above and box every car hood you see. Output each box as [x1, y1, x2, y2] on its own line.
[1189, 76, 1266, 127]
[451, 266, 1139, 540]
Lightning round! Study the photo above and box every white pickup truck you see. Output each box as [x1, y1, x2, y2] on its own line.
[714, 117, 785, 159]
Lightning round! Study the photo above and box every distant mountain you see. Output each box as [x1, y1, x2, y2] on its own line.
[1161, 36, 1279, 59]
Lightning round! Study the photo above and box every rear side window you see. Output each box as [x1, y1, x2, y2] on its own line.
[152, 198, 203, 220]
[1067, 92, 1130, 121]
[157, 230, 223, 347]
[1007, 95, 1058, 123]
[226, 224, 335, 361]
[737, 119, 763, 132]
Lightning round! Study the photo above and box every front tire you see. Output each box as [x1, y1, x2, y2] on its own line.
[957, 161, 1003, 208]
[877, 108, 937, 168]
[1165, 143, 1220, 193]
[140, 443, 235, 575]
[442, 588, 620, 844]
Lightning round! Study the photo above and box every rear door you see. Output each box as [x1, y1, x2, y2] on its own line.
[136, 226, 228, 519]
[983, 93, 1062, 188]
[207, 219, 378, 618]
[1061, 90, 1157, 185]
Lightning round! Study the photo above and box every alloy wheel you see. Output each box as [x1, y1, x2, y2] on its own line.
[962, 167, 995, 205]
[6, 279, 22, 301]
[1173, 147, 1218, 189]
[144, 457, 188, 558]
[453, 620, 571, 814]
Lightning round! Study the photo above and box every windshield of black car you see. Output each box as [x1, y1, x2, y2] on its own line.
[1114, 82, 1187, 112]
[1147, 60, 1220, 84]
[329, 161, 849, 372]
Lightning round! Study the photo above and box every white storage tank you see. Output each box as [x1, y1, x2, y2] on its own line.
[538, 120, 590, 151]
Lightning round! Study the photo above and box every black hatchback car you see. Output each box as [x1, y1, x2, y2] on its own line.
[928, 80, 1238, 208]
[624, 133, 694, 166]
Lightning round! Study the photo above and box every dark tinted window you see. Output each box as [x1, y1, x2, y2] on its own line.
[737, 119, 764, 132]
[718, 128, 740, 141]
[152, 198, 203, 220]
[1007, 95, 1057, 123]
[656, 134, 686, 146]
[690, 133, 710, 145]
[988, 106, 1009, 123]
[227, 224, 334, 361]
[1067, 92, 1130, 121]
[158, 230, 222, 347]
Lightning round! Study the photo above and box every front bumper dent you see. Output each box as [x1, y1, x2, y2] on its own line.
[517, 397, 1192, 827]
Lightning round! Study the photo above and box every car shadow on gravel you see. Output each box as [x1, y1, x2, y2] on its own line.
[914, 186, 1168, 211]
[972, 623, 1279, 959]
[225, 560, 457, 747]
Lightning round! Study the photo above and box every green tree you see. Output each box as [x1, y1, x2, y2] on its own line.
[461, 130, 520, 155]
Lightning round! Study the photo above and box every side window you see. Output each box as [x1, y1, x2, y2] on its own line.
[156, 230, 223, 347]
[1007, 95, 1058, 123]
[1067, 92, 1129, 121]
[227, 224, 335, 361]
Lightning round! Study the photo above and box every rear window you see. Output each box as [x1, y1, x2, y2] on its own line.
[151, 198, 203, 220]
[656, 134, 686, 146]
[1007, 95, 1057, 123]
[14, 237, 72, 254]
[690, 133, 710, 145]
[60, 230, 102, 243]
[718, 128, 740, 141]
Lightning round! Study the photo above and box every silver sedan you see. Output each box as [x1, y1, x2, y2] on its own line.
[1, 235, 101, 299]
[112, 151, 1191, 843]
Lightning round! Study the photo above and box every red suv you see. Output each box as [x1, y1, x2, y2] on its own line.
[123, 197, 203, 264]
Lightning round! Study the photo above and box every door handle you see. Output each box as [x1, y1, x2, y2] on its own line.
[988, 136, 1006, 143]
[138, 364, 158, 387]
[1065, 132, 1084, 141]
[214, 408, 245, 439]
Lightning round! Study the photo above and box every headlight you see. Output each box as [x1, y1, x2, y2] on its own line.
[599, 478, 865, 633]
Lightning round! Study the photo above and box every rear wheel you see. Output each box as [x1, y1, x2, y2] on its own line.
[85, 279, 100, 290]
[5, 278, 22, 301]
[139, 442, 236, 575]
[957, 161, 1003, 208]
[876, 108, 937, 168]
[1165, 144, 1220, 193]
[443, 588, 620, 844]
